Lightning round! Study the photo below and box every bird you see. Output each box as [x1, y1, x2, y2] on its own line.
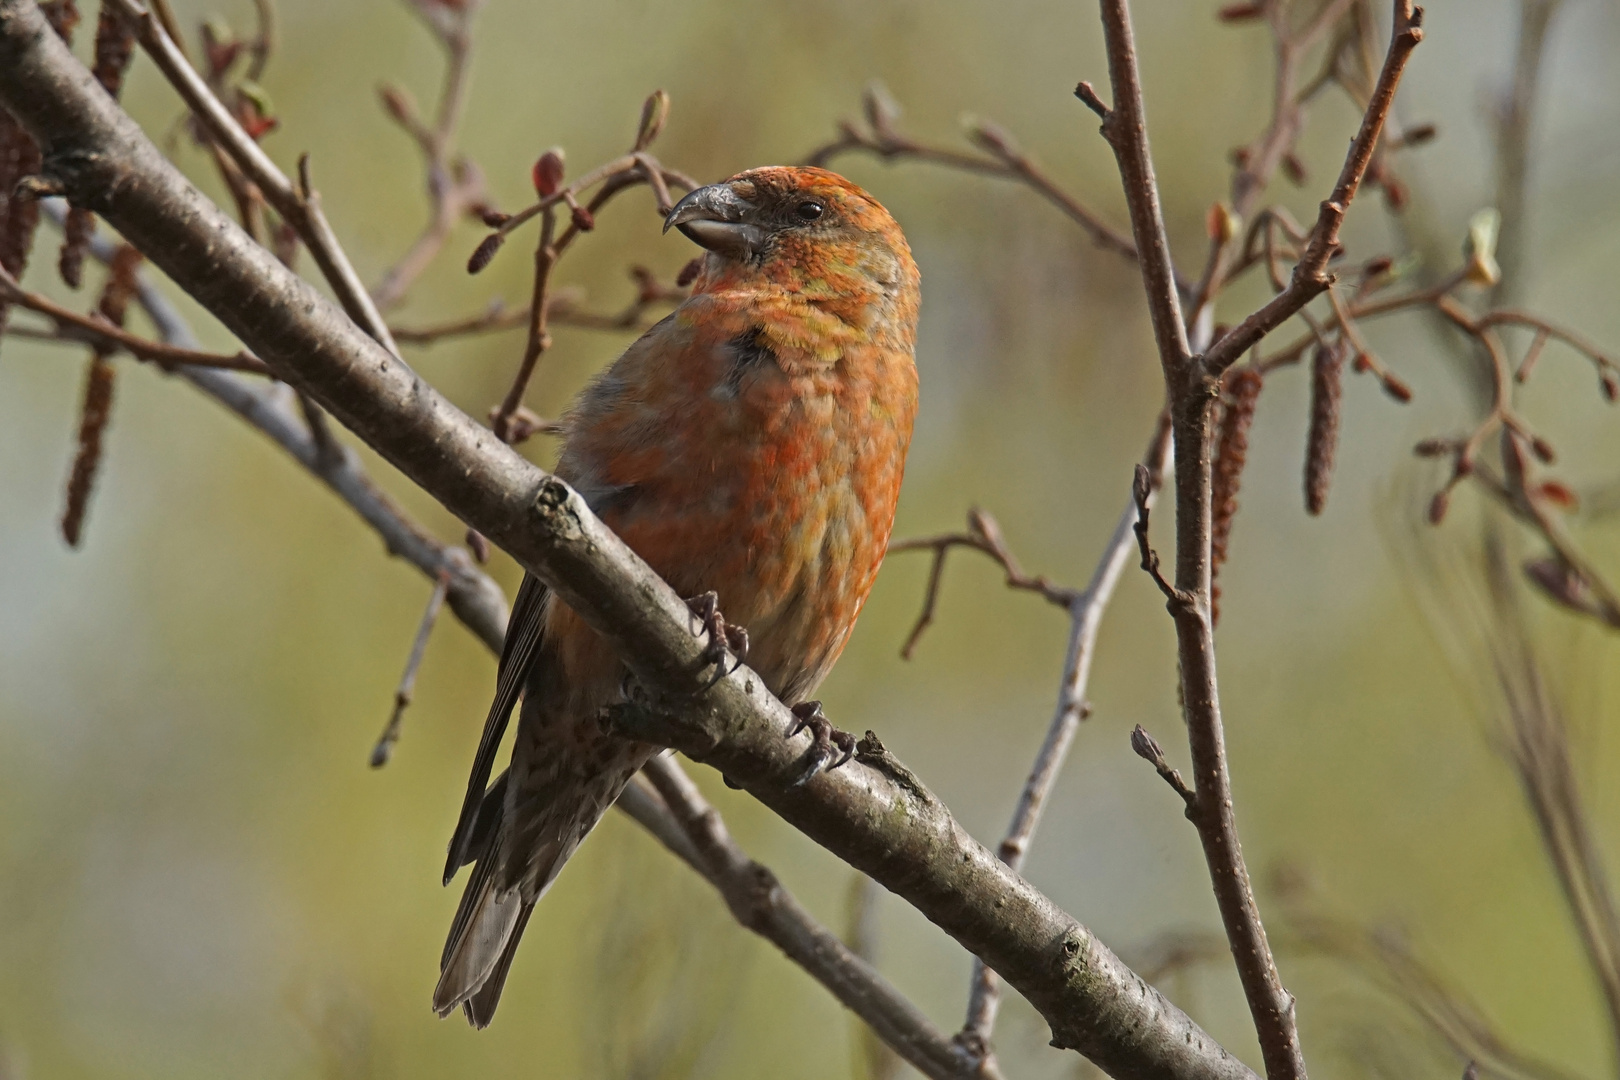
[433, 165, 921, 1027]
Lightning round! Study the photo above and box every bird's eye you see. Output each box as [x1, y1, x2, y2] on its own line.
[795, 200, 824, 222]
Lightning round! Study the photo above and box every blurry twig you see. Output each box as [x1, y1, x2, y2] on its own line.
[371, 0, 486, 309]
[0, 263, 270, 373]
[844, 874, 903, 1080]
[953, 416, 1173, 1070]
[637, 755, 996, 1080]
[391, 265, 688, 345]
[1086, 1, 1422, 1075]
[109, 0, 401, 357]
[803, 82, 1186, 291]
[370, 568, 452, 768]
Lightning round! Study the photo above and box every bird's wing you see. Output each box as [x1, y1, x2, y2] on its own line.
[443, 571, 548, 884]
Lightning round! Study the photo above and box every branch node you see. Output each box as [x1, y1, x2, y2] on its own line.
[1073, 80, 1112, 121]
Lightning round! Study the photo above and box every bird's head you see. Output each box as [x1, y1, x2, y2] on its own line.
[664, 166, 916, 317]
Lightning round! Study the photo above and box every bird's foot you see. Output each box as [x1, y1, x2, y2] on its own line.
[684, 591, 749, 691]
[786, 701, 856, 787]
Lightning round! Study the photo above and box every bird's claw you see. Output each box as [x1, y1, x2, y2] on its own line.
[685, 591, 748, 691]
[786, 700, 857, 787]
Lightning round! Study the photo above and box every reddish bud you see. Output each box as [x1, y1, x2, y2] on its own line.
[1530, 436, 1556, 464]
[569, 204, 595, 232]
[1362, 255, 1394, 279]
[1427, 490, 1450, 525]
[675, 257, 703, 287]
[1229, 146, 1252, 168]
[379, 84, 413, 124]
[1601, 370, 1619, 402]
[1380, 373, 1413, 403]
[1537, 481, 1579, 511]
[1281, 152, 1307, 186]
[531, 148, 565, 198]
[1217, 2, 1264, 20]
[467, 232, 504, 274]
[477, 207, 512, 228]
[1352, 351, 1372, 373]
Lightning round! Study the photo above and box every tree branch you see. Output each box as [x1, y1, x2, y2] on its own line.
[639, 755, 997, 1080]
[106, 0, 401, 358]
[54, 198, 979, 1078]
[0, 8, 1253, 1076]
[956, 415, 1173, 1068]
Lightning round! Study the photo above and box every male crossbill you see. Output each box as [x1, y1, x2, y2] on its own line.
[434, 166, 920, 1025]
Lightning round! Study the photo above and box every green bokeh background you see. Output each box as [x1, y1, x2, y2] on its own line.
[3, 0, 1620, 1076]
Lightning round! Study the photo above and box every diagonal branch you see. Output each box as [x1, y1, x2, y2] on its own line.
[639, 755, 998, 1080]
[956, 415, 1173, 1069]
[0, 10, 1254, 1077]
[52, 200, 974, 1079]
[107, 0, 400, 358]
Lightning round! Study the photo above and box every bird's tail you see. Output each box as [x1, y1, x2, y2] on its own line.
[432, 761, 634, 1027]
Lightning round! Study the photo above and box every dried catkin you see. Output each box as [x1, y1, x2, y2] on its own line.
[1211, 367, 1262, 625]
[1305, 342, 1344, 516]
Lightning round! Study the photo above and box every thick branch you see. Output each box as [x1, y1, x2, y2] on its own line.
[0, 9, 1255, 1077]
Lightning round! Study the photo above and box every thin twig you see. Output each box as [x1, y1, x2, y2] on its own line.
[0, 263, 270, 372]
[108, 0, 401, 357]
[956, 417, 1173, 1067]
[889, 508, 1077, 660]
[371, 569, 451, 768]
[1202, 2, 1425, 376]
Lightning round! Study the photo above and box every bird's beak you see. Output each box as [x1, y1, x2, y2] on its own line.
[664, 182, 767, 261]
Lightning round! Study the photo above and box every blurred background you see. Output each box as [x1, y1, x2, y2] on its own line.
[3, 0, 1620, 1076]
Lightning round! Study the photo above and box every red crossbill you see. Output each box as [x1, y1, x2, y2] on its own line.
[434, 166, 920, 1025]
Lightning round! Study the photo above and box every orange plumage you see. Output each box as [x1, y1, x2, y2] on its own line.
[434, 166, 920, 1025]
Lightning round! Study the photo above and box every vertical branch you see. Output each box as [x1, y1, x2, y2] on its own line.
[957, 416, 1172, 1067]
[1491, 0, 1561, 309]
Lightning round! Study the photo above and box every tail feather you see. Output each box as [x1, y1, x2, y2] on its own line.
[462, 902, 534, 1028]
[433, 843, 525, 1019]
